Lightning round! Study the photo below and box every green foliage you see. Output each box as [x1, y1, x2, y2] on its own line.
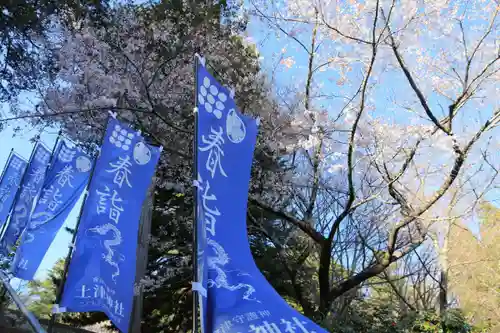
[330, 304, 473, 333]
[448, 201, 500, 332]
[0, 0, 110, 101]
[27, 259, 64, 319]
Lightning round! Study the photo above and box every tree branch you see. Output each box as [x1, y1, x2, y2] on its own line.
[385, 15, 449, 134]
[248, 197, 326, 244]
[319, 0, 381, 314]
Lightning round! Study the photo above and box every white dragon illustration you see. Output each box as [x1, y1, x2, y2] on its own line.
[207, 238, 260, 302]
[9, 204, 27, 242]
[86, 223, 124, 283]
[23, 211, 53, 244]
[0, 205, 27, 252]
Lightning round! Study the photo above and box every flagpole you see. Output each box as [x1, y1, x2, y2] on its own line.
[0, 149, 14, 209]
[47, 120, 107, 333]
[0, 270, 46, 332]
[192, 54, 200, 333]
[0, 149, 14, 183]
[0, 149, 15, 310]
[0, 145, 38, 242]
[45, 131, 63, 176]
[0, 131, 62, 243]
[27, 132, 63, 226]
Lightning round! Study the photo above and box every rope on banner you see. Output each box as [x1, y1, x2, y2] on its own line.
[107, 110, 118, 119]
[51, 304, 67, 314]
[195, 53, 206, 66]
[191, 282, 207, 297]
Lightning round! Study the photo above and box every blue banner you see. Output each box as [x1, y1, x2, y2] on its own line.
[196, 63, 327, 333]
[60, 118, 161, 333]
[11, 141, 93, 280]
[0, 152, 28, 229]
[1, 143, 51, 252]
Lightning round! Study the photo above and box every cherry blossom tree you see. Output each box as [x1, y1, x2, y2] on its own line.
[9, 0, 296, 329]
[0, 0, 110, 102]
[249, 0, 499, 321]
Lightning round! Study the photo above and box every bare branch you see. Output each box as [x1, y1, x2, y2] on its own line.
[386, 27, 449, 134]
[248, 197, 326, 244]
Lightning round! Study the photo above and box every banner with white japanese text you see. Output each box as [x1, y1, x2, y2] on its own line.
[1, 143, 51, 252]
[11, 141, 93, 280]
[196, 63, 327, 333]
[0, 152, 28, 229]
[60, 118, 161, 333]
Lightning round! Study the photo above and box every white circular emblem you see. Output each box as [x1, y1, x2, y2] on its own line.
[58, 146, 76, 163]
[76, 156, 92, 172]
[110, 124, 134, 151]
[226, 109, 246, 144]
[198, 76, 225, 119]
[133, 142, 152, 165]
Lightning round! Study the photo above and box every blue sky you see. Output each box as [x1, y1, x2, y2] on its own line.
[245, 6, 499, 243]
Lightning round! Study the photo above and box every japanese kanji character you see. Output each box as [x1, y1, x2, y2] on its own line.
[280, 318, 314, 333]
[205, 212, 217, 237]
[259, 310, 271, 318]
[8, 175, 19, 187]
[20, 184, 37, 202]
[48, 188, 62, 212]
[199, 126, 228, 178]
[106, 294, 114, 309]
[201, 180, 220, 236]
[263, 322, 283, 333]
[39, 185, 54, 204]
[94, 284, 106, 299]
[79, 285, 91, 298]
[114, 300, 124, 317]
[0, 187, 9, 204]
[245, 312, 259, 322]
[96, 186, 111, 215]
[215, 320, 233, 333]
[30, 167, 46, 185]
[106, 155, 132, 188]
[17, 259, 29, 270]
[56, 165, 75, 188]
[109, 190, 124, 224]
[233, 314, 246, 324]
[249, 322, 282, 333]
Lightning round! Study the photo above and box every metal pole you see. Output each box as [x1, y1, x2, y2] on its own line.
[192, 55, 200, 333]
[45, 131, 63, 176]
[0, 149, 14, 185]
[47, 121, 107, 333]
[0, 144, 38, 242]
[0, 270, 46, 332]
[0, 131, 61, 244]
[0, 149, 14, 312]
[0, 149, 14, 215]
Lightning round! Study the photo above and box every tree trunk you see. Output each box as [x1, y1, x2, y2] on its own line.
[440, 268, 448, 332]
[438, 227, 450, 333]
